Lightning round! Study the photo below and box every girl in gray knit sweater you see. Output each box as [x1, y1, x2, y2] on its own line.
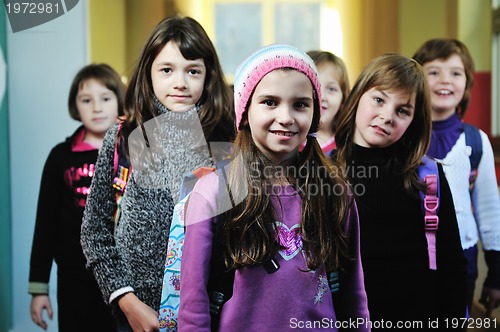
[80, 16, 235, 332]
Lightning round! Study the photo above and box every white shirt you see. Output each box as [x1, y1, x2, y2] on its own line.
[438, 130, 500, 250]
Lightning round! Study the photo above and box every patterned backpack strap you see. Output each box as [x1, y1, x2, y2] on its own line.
[159, 166, 215, 332]
[112, 122, 131, 224]
[159, 192, 190, 332]
[418, 155, 440, 270]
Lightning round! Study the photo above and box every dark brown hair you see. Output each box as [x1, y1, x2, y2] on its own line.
[68, 63, 125, 120]
[412, 38, 474, 118]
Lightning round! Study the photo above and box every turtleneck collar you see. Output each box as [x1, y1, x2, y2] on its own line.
[432, 112, 462, 132]
[427, 112, 463, 159]
[351, 143, 398, 164]
[153, 94, 200, 117]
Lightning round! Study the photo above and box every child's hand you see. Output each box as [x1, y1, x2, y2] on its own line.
[118, 292, 160, 332]
[30, 295, 53, 330]
[479, 286, 500, 318]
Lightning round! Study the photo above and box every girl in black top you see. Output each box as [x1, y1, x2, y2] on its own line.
[28, 63, 125, 331]
[334, 53, 467, 329]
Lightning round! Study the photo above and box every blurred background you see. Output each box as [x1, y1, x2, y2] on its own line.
[0, 0, 499, 331]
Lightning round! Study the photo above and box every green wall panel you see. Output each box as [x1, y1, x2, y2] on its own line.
[0, 6, 12, 332]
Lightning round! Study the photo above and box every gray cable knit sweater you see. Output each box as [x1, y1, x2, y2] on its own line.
[80, 101, 212, 317]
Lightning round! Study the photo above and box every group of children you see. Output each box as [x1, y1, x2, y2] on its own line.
[28, 14, 500, 332]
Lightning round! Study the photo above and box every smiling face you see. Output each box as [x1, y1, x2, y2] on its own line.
[354, 87, 415, 148]
[422, 54, 466, 121]
[76, 78, 119, 145]
[247, 69, 314, 164]
[151, 41, 206, 112]
[317, 62, 343, 134]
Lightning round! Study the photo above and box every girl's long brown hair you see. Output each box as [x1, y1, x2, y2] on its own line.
[335, 53, 432, 194]
[222, 79, 351, 272]
[120, 15, 235, 149]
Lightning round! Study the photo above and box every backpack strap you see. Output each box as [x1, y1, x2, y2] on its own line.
[418, 155, 440, 270]
[207, 163, 235, 331]
[328, 271, 340, 293]
[112, 123, 131, 224]
[159, 166, 216, 331]
[463, 123, 483, 192]
[178, 167, 215, 201]
[208, 214, 232, 331]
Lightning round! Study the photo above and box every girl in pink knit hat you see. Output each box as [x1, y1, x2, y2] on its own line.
[179, 44, 370, 331]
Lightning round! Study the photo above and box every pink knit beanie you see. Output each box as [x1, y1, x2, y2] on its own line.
[233, 44, 321, 131]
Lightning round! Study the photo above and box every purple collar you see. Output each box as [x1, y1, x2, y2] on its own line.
[427, 113, 463, 159]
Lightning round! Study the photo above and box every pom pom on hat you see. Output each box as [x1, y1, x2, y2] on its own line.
[233, 44, 321, 131]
